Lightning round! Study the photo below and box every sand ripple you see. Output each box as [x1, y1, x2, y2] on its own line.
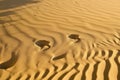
[0, 0, 120, 80]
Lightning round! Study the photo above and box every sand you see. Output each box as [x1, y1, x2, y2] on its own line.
[0, 0, 120, 80]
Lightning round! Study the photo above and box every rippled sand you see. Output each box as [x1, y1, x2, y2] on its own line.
[0, 0, 120, 80]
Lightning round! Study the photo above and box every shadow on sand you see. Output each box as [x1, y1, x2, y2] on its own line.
[0, 0, 39, 10]
[0, 0, 40, 24]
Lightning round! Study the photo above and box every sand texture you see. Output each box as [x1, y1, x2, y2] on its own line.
[0, 0, 120, 80]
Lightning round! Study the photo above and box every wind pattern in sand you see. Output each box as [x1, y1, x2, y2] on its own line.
[0, 0, 120, 80]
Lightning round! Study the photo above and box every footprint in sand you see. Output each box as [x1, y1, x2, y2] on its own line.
[34, 40, 51, 50]
[68, 34, 81, 43]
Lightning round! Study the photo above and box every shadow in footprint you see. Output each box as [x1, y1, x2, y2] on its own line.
[0, 52, 18, 69]
[68, 34, 81, 43]
[34, 40, 51, 50]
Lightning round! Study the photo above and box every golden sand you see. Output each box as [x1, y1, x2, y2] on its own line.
[0, 0, 120, 80]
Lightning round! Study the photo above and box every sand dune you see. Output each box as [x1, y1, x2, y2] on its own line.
[0, 0, 120, 80]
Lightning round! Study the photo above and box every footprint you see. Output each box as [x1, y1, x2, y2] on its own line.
[0, 52, 18, 69]
[34, 40, 51, 50]
[68, 34, 81, 43]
